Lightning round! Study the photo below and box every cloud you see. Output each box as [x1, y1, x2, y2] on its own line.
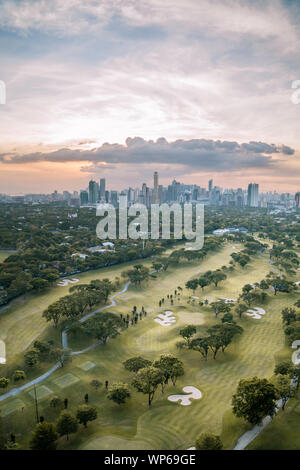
[0, 137, 294, 173]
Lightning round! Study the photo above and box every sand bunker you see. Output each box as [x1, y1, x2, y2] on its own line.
[0, 340, 6, 364]
[219, 297, 236, 304]
[168, 386, 202, 406]
[245, 307, 266, 319]
[154, 311, 176, 326]
[57, 278, 79, 287]
[292, 340, 300, 365]
[191, 296, 199, 299]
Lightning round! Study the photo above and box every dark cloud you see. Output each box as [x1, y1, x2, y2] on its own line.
[0, 137, 294, 172]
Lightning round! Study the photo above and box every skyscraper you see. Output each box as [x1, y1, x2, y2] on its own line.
[247, 183, 259, 207]
[208, 179, 213, 192]
[99, 178, 106, 199]
[80, 190, 88, 206]
[88, 180, 98, 204]
[154, 171, 159, 204]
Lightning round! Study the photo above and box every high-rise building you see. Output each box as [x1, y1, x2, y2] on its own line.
[80, 190, 89, 205]
[208, 179, 213, 191]
[99, 178, 106, 199]
[88, 180, 98, 204]
[110, 190, 118, 207]
[247, 183, 259, 207]
[295, 192, 300, 208]
[154, 171, 159, 204]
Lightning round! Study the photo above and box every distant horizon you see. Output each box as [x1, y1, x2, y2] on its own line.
[0, 1, 299, 194]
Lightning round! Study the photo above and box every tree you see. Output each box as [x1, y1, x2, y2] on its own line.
[43, 303, 62, 328]
[221, 312, 233, 323]
[29, 422, 58, 450]
[273, 374, 294, 411]
[0, 377, 9, 389]
[195, 432, 223, 450]
[281, 307, 297, 326]
[12, 370, 26, 382]
[179, 325, 196, 346]
[209, 271, 227, 287]
[56, 410, 78, 440]
[90, 379, 102, 391]
[274, 361, 293, 377]
[210, 300, 231, 318]
[185, 279, 199, 295]
[123, 356, 152, 373]
[232, 377, 277, 425]
[153, 354, 184, 387]
[198, 277, 209, 291]
[107, 383, 131, 405]
[235, 302, 248, 319]
[132, 366, 164, 406]
[122, 264, 150, 286]
[24, 348, 40, 368]
[189, 337, 209, 361]
[76, 405, 97, 428]
[82, 312, 123, 344]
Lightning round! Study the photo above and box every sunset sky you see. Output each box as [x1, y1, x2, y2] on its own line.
[0, 0, 299, 194]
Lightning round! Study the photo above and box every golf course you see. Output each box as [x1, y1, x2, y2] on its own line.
[0, 239, 299, 450]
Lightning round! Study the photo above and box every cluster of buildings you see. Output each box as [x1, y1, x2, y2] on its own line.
[0, 173, 299, 211]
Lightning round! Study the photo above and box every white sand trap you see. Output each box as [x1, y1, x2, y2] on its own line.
[292, 350, 300, 365]
[154, 311, 176, 326]
[177, 311, 204, 325]
[246, 307, 266, 319]
[232, 246, 236, 249]
[28, 385, 53, 401]
[168, 386, 202, 406]
[187, 447, 196, 450]
[77, 361, 96, 371]
[294, 281, 300, 286]
[0, 339, 6, 364]
[291, 340, 300, 365]
[0, 398, 25, 416]
[53, 373, 80, 388]
[57, 278, 79, 287]
[219, 297, 236, 304]
[191, 296, 199, 299]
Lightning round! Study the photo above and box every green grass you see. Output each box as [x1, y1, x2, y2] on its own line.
[0, 241, 299, 450]
[0, 398, 25, 417]
[27, 385, 54, 401]
[247, 391, 300, 450]
[52, 373, 80, 389]
[0, 247, 182, 372]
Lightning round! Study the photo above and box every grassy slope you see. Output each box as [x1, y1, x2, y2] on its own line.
[1, 241, 298, 450]
[0, 247, 181, 370]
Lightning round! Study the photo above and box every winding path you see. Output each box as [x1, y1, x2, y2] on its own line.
[0, 281, 131, 402]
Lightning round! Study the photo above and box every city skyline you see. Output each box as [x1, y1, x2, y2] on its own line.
[0, 1, 300, 194]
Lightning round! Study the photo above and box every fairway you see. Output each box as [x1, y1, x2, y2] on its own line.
[28, 385, 53, 401]
[0, 242, 233, 367]
[0, 241, 298, 450]
[52, 373, 80, 389]
[0, 398, 25, 417]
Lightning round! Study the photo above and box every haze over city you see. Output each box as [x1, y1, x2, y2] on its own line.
[0, 0, 299, 193]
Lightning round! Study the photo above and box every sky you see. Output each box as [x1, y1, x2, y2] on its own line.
[0, 0, 299, 194]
